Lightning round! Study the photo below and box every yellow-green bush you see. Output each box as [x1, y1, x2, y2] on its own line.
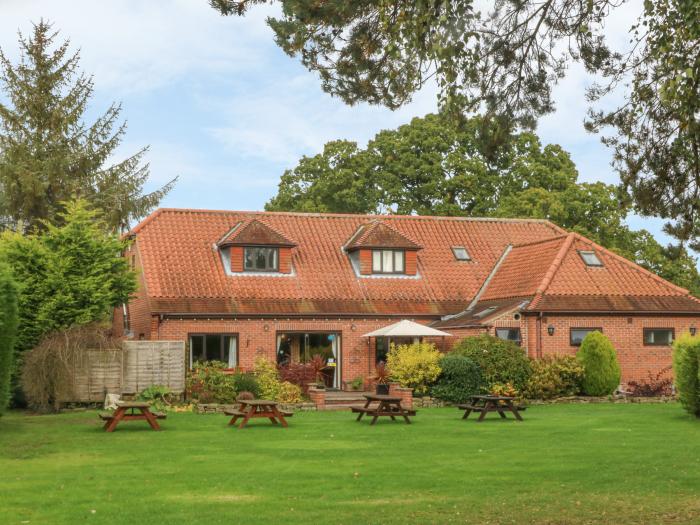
[673, 334, 700, 417]
[277, 381, 303, 403]
[386, 342, 441, 395]
[523, 355, 584, 399]
[253, 357, 281, 400]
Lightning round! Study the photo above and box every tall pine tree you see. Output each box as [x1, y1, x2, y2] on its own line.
[0, 20, 175, 232]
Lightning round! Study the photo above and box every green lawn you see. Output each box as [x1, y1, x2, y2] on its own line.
[1, 404, 699, 525]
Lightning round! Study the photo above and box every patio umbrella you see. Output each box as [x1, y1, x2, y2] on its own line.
[363, 319, 452, 338]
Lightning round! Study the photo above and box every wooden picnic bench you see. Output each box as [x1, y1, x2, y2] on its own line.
[457, 395, 526, 422]
[99, 401, 163, 432]
[352, 394, 415, 425]
[224, 399, 292, 428]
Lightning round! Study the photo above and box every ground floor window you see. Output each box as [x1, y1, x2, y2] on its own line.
[495, 328, 521, 345]
[570, 328, 602, 346]
[375, 337, 388, 364]
[276, 332, 340, 388]
[643, 328, 674, 346]
[189, 334, 238, 368]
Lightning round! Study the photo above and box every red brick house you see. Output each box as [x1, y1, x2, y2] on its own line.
[114, 208, 700, 388]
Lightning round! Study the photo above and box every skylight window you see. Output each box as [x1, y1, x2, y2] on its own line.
[579, 250, 603, 267]
[474, 306, 497, 319]
[452, 246, 471, 261]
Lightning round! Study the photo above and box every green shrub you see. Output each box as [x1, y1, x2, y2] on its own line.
[431, 354, 484, 403]
[232, 372, 260, 398]
[523, 355, 585, 399]
[0, 262, 18, 415]
[673, 334, 700, 417]
[576, 331, 621, 396]
[137, 385, 172, 412]
[451, 335, 532, 390]
[186, 361, 237, 403]
[386, 342, 442, 395]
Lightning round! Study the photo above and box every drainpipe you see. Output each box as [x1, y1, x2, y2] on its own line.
[536, 313, 543, 359]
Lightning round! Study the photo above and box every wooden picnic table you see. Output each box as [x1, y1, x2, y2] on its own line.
[99, 401, 164, 432]
[456, 395, 525, 422]
[351, 394, 416, 425]
[224, 399, 293, 429]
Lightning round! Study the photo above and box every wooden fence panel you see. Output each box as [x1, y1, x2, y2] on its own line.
[67, 341, 186, 402]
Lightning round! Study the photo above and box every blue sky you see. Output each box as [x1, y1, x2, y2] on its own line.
[1, 0, 677, 248]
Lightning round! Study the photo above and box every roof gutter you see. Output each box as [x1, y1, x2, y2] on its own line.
[156, 312, 444, 320]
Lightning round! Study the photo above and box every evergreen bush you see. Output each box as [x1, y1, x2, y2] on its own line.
[0, 262, 18, 415]
[672, 334, 700, 417]
[576, 331, 621, 396]
[451, 334, 532, 391]
[431, 354, 484, 403]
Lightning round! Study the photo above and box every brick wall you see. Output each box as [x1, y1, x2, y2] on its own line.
[358, 249, 372, 275]
[532, 314, 699, 386]
[230, 246, 244, 272]
[112, 240, 152, 340]
[279, 247, 292, 273]
[445, 312, 699, 385]
[152, 316, 441, 384]
[405, 251, 417, 276]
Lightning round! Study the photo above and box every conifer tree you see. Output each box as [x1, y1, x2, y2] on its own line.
[0, 20, 175, 232]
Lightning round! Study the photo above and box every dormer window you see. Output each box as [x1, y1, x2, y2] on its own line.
[217, 219, 296, 275]
[244, 247, 278, 272]
[372, 249, 405, 274]
[579, 250, 603, 267]
[452, 246, 471, 261]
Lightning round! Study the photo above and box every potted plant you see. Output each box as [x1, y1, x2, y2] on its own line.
[350, 376, 364, 391]
[373, 362, 390, 395]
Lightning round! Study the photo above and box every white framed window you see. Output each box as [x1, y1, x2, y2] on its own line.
[371, 249, 406, 274]
[643, 328, 674, 346]
[189, 334, 238, 368]
[244, 246, 278, 271]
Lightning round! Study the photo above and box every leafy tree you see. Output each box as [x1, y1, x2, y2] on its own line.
[210, 0, 615, 128]
[0, 199, 137, 400]
[0, 261, 18, 415]
[266, 140, 380, 214]
[214, 1, 699, 249]
[0, 21, 175, 232]
[576, 331, 621, 396]
[587, 0, 700, 251]
[267, 114, 577, 216]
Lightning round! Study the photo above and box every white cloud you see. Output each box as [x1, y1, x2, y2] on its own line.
[0, 0, 279, 96]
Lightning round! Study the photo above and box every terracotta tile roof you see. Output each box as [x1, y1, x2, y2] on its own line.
[345, 220, 421, 250]
[479, 236, 568, 301]
[473, 232, 700, 313]
[129, 209, 563, 316]
[218, 219, 296, 247]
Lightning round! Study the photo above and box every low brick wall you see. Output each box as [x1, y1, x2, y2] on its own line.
[388, 383, 413, 409]
[308, 387, 326, 409]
